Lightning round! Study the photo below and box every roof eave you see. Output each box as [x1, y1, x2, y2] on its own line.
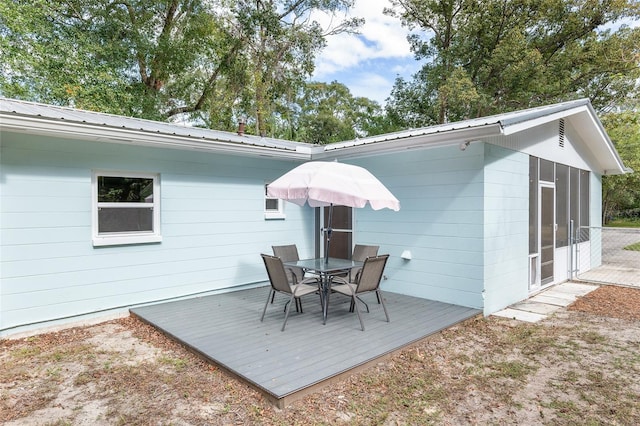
[499, 104, 591, 136]
[583, 103, 629, 176]
[499, 102, 629, 176]
[1, 114, 310, 160]
[314, 124, 504, 160]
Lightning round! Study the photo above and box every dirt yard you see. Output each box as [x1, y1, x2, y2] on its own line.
[2, 284, 639, 425]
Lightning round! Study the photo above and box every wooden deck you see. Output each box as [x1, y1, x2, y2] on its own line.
[130, 286, 480, 407]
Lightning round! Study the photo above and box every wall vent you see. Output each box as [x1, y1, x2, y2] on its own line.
[559, 119, 565, 148]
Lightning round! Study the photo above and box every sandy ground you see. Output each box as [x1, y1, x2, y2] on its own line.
[1, 285, 639, 425]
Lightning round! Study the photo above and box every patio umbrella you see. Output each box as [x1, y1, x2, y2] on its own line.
[267, 161, 400, 263]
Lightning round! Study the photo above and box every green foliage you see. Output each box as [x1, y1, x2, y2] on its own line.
[97, 176, 153, 203]
[1, 0, 228, 119]
[606, 217, 640, 228]
[292, 81, 400, 144]
[385, 0, 640, 126]
[224, 0, 362, 136]
[3, 0, 638, 151]
[601, 111, 640, 223]
[0, 0, 362, 135]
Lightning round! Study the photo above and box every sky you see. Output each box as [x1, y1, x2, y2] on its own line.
[311, 0, 422, 106]
[311, 2, 640, 107]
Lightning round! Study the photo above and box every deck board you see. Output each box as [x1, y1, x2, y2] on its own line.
[130, 285, 480, 405]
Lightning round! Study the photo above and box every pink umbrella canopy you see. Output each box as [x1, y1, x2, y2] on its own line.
[266, 161, 400, 211]
[267, 161, 400, 263]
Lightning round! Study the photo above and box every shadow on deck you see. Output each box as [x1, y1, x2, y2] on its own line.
[130, 286, 480, 407]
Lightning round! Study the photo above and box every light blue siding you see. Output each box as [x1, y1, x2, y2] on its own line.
[482, 144, 529, 314]
[0, 131, 311, 334]
[350, 144, 486, 309]
[353, 144, 527, 313]
[0, 121, 610, 334]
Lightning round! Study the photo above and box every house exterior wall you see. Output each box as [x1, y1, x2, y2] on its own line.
[351, 144, 486, 310]
[0, 108, 617, 335]
[481, 144, 530, 314]
[0, 131, 312, 335]
[485, 120, 606, 297]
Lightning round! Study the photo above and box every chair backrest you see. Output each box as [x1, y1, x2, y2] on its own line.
[352, 244, 379, 262]
[272, 244, 303, 283]
[355, 254, 389, 294]
[272, 244, 300, 262]
[261, 254, 292, 294]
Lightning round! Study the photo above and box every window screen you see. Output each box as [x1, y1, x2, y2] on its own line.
[555, 164, 569, 247]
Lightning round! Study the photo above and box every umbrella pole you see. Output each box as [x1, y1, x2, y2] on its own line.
[324, 204, 333, 264]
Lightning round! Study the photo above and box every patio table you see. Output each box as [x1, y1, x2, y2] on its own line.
[284, 257, 363, 325]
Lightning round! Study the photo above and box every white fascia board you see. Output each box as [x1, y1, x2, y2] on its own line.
[295, 144, 325, 156]
[501, 104, 628, 175]
[313, 124, 504, 160]
[1, 114, 310, 160]
[499, 105, 590, 136]
[579, 111, 629, 175]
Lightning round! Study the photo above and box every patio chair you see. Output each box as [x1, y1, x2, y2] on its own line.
[333, 244, 380, 290]
[330, 254, 390, 331]
[260, 254, 320, 331]
[272, 244, 305, 285]
[350, 244, 379, 280]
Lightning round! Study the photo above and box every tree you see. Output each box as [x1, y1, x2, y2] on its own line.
[384, 0, 640, 126]
[601, 111, 640, 223]
[225, 0, 362, 136]
[0, 0, 362, 133]
[289, 81, 398, 144]
[1, 0, 237, 119]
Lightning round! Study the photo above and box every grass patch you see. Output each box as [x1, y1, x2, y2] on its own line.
[579, 331, 608, 345]
[45, 345, 94, 362]
[543, 399, 583, 418]
[623, 241, 640, 251]
[487, 361, 535, 381]
[73, 371, 94, 386]
[11, 346, 42, 359]
[498, 322, 561, 355]
[43, 420, 73, 426]
[158, 356, 189, 371]
[606, 218, 640, 228]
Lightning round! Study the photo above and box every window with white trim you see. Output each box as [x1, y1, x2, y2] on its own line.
[264, 183, 285, 219]
[92, 171, 161, 246]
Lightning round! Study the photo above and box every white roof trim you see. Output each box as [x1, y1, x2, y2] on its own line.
[0, 98, 314, 159]
[315, 124, 503, 160]
[0, 97, 629, 174]
[319, 98, 628, 175]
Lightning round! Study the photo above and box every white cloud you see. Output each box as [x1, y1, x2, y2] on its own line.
[347, 72, 395, 103]
[312, 0, 413, 79]
[308, 0, 422, 104]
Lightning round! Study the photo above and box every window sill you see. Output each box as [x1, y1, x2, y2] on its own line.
[264, 212, 286, 220]
[93, 234, 162, 247]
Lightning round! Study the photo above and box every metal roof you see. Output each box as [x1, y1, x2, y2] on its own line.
[325, 99, 593, 151]
[0, 97, 629, 174]
[0, 98, 318, 159]
[316, 98, 628, 175]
